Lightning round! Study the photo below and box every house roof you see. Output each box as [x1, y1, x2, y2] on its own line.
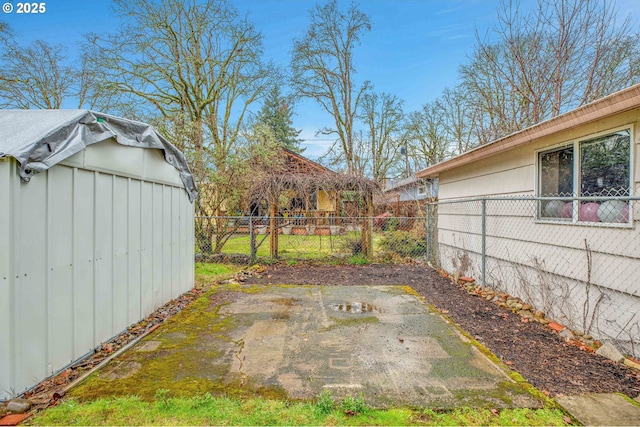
[281, 147, 336, 175]
[0, 109, 197, 202]
[416, 83, 640, 179]
[384, 175, 428, 192]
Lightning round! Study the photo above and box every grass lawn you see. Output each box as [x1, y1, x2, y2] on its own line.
[29, 393, 569, 426]
[194, 262, 242, 285]
[220, 233, 382, 259]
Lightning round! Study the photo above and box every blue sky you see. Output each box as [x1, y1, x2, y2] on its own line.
[3, 0, 640, 158]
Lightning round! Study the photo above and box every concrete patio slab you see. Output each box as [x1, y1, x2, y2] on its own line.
[555, 393, 640, 426]
[71, 285, 543, 409]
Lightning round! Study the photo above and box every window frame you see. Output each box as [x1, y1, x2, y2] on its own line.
[535, 124, 634, 226]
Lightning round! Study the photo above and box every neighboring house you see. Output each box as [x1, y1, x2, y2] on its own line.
[416, 84, 640, 356]
[197, 147, 338, 217]
[376, 175, 438, 217]
[267, 148, 339, 218]
[0, 110, 196, 399]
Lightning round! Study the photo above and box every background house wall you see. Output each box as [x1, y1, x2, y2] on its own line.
[0, 139, 194, 400]
[434, 109, 640, 355]
[317, 189, 335, 211]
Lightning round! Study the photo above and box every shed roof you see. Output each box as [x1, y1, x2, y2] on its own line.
[0, 110, 197, 202]
[416, 83, 640, 179]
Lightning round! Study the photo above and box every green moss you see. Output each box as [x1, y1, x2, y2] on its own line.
[617, 393, 640, 407]
[70, 290, 240, 401]
[509, 371, 526, 383]
[401, 286, 424, 300]
[66, 283, 300, 404]
[238, 284, 267, 294]
[451, 386, 513, 407]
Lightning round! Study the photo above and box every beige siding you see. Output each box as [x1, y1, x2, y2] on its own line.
[438, 149, 534, 200]
[435, 109, 640, 356]
[439, 110, 640, 201]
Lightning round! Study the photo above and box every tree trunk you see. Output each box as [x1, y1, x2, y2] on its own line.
[360, 192, 374, 258]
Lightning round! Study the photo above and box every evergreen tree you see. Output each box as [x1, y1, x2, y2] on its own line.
[257, 85, 304, 153]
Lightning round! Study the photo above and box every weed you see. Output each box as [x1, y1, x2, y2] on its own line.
[286, 259, 298, 267]
[190, 392, 215, 409]
[340, 393, 368, 415]
[154, 388, 170, 407]
[314, 389, 334, 415]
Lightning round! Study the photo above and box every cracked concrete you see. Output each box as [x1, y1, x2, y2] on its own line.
[72, 284, 543, 409]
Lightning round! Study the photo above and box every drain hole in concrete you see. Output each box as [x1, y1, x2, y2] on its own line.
[330, 302, 378, 313]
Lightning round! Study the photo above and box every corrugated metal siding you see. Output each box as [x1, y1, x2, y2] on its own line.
[1, 156, 194, 400]
[0, 159, 13, 399]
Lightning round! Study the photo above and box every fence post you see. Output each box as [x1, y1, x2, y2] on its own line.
[481, 198, 486, 290]
[369, 217, 374, 257]
[249, 216, 256, 263]
[426, 203, 431, 265]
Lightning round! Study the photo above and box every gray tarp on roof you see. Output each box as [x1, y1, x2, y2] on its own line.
[0, 109, 197, 202]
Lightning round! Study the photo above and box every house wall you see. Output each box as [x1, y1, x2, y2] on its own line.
[435, 109, 640, 355]
[317, 190, 336, 211]
[438, 110, 640, 201]
[0, 140, 194, 400]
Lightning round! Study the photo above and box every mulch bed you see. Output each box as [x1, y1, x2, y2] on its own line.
[243, 263, 640, 399]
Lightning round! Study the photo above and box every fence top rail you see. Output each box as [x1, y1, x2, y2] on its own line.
[432, 195, 640, 205]
[194, 215, 427, 220]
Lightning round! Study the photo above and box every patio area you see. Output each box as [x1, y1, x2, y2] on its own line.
[69, 284, 542, 409]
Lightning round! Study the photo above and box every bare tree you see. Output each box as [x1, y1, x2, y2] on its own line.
[405, 101, 450, 171]
[0, 36, 81, 109]
[0, 20, 109, 110]
[291, 0, 371, 174]
[0, 20, 10, 43]
[440, 86, 479, 155]
[461, 0, 640, 140]
[196, 122, 283, 253]
[358, 91, 405, 182]
[88, 0, 277, 199]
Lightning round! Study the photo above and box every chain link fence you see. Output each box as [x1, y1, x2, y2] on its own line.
[194, 215, 428, 263]
[194, 197, 640, 356]
[427, 196, 640, 358]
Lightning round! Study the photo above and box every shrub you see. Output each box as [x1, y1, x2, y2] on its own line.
[379, 230, 426, 257]
[340, 235, 363, 255]
[340, 394, 368, 415]
[383, 217, 399, 232]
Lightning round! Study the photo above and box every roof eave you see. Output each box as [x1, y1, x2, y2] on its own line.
[416, 83, 640, 179]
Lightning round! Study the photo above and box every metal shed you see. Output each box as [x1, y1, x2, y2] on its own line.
[0, 110, 197, 400]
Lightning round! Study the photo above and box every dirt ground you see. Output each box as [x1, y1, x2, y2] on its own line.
[243, 263, 640, 399]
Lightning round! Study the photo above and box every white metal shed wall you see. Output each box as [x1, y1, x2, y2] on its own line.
[0, 140, 194, 400]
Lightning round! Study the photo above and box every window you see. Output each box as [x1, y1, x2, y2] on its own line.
[417, 185, 427, 196]
[538, 128, 631, 223]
